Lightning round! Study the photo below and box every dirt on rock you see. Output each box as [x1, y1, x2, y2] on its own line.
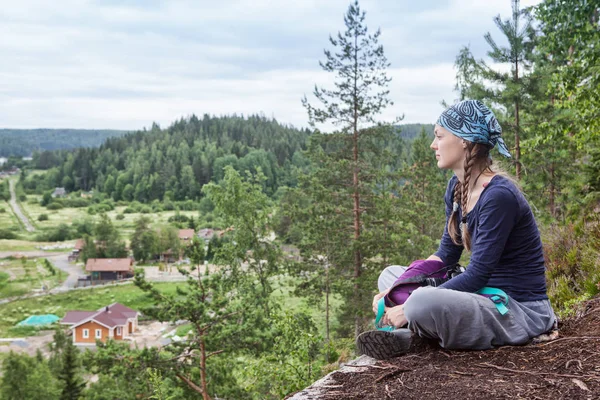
[321, 297, 600, 399]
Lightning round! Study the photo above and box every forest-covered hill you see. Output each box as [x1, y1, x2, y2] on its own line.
[20, 117, 433, 202]
[0, 129, 128, 157]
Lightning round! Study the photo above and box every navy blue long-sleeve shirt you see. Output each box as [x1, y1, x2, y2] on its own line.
[436, 175, 548, 302]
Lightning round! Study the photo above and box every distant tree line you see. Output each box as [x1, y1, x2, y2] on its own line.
[0, 129, 128, 157]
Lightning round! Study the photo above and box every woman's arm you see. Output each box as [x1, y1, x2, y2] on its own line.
[440, 186, 519, 292]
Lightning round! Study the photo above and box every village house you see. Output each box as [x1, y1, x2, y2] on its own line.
[61, 303, 140, 345]
[52, 187, 67, 198]
[68, 238, 85, 262]
[178, 228, 195, 241]
[197, 228, 217, 242]
[85, 258, 134, 282]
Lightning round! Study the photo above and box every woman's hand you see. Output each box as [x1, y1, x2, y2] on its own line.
[372, 289, 390, 314]
[383, 305, 408, 328]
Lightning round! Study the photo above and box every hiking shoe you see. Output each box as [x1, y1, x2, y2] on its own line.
[356, 328, 419, 360]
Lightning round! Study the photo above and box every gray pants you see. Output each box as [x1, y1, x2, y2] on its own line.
[379, 266, 557, 350]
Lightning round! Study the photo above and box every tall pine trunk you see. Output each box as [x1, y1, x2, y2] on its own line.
[352, 30, 362, 338]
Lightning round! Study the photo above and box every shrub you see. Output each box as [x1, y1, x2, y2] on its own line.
[18, 194, 27, 202]
[38, 214, 49, 221]
[95, 203, 113, 213]
[168, 214, 189, 223]
[116, 214, 125, 220]
[63, 198, 90, 208]
[139, 206, 152, 214]
[35, 224, 75, 242]
[0, 229, 18, 240]
[87, 206, 97, 215]
[46, 202, 64, 210]
[0, 207, 5, 213]
[544, 219, 600, 315]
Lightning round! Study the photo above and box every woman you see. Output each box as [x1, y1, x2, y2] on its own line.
[357, 100, 556, 360]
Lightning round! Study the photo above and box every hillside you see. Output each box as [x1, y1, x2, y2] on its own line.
[0, 129, 128, 157]
[21, 115, 312, 200]
[20, 118, 434, 201]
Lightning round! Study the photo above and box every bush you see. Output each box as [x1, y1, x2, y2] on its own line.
[0, 229, 18, 240]
[62, 198, 90, 208]
[168, 214, 190, 223]
[544, 219, 600, 316]
[35, 224, 75, 242]
[71, 219, 94, 236]
[163, 200, 175, 211]
[38, 214, 49, 221]
[123, 207, 135, 214]
[46, 202, 64, 210]
[0, 207, 5, 213]
[87, 206, 97, 215]
[139, 206, 152, 214]
[177, 200, 197, 211]
[116, 214, 125, 220]
[18, 194, 27, 202]
[95, 203, 113, 213]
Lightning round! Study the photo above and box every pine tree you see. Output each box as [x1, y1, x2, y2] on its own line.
[301, 0, 400, 336]
[454, 0, 535, 179]
[58, 341, 86, 400]
[133, 167, 282, 399]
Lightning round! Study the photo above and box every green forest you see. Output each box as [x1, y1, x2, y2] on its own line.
[1, 0, 599, 399]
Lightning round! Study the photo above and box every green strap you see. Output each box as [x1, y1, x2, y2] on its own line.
[477, 287, 509, 315]
[374, 297, 394, 331]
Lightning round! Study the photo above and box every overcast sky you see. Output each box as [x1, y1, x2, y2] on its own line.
[0, 0, 541, 131]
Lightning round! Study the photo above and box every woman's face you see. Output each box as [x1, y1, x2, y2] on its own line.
[430, 125, 466, 170]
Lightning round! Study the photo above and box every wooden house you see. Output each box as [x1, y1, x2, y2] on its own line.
[85, 258, 134, 281]
[61, 303, 140, 345]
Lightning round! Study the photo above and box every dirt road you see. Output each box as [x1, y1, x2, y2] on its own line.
[8, 179, 35, 232]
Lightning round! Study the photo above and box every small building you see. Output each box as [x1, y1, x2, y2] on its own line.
[61, 303, 140, 345]
[52, 187, 67, 198]
[197, 228, 217, 242]
[68, 239, 86, 262]
[85, 258, 134, 281]
[158, 248, 178, 263]
[178, 229, 195, 241]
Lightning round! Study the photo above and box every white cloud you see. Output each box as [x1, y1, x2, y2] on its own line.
[0, 0, 542, 130]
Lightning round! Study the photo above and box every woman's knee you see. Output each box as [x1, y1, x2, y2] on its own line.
[404, 286, 445, 323]
[377, 265, 407, 292]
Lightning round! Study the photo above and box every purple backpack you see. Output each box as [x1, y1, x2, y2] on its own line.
[384, 260, 463, 306]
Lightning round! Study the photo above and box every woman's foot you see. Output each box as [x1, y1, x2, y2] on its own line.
[356, 328, 420, 360]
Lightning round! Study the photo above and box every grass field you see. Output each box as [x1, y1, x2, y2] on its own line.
[0, 201, 21, 233]
[0, 258, 68, 299]
[0, 239, 76, 252]
[0, 281, 183, 337]
[20, 199, 200, 239]
[0, 273, 340, 340]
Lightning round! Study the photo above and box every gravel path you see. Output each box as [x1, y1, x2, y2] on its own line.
[8, 179, 35, 232]
[46, 253, 83, 290]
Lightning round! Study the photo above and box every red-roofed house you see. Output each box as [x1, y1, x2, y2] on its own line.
[61, 303, 140, 345]
[85, 258, 134, 281]
[178, 229, 195, 241]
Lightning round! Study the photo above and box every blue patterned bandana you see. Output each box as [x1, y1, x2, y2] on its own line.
[436, 100, 511, 158]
